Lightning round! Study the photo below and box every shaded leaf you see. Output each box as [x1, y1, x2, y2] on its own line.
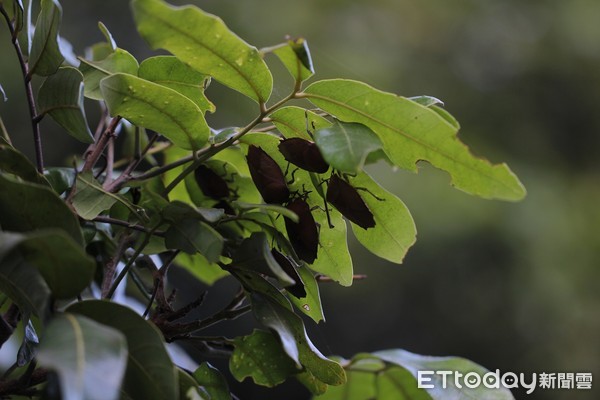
[101, 73, 209, 151]
[286, 264, 324, 323]
[29, 0, 64, 76]
[37, 313, 128, 400]
[230, 330, 298, 387]
[314, 121, 382, 174]
[303, 79, 526, 201]
[0, 174, 84, 245]
[138, 56, 215, 113]
[16, 0, 33, 56]
[273, 38, 314, 83]
[194, 362, 232, 399]
[72, 172, 141, 220]
[165, 219, 224, 263]
[269, 106, 331, 140]
[132, 0, 272, 102]
[234, 201, 298, 222]
[79, 48, 139, 100]
[178, 368, 210, 400]
[37, 66, 93, 143]
[349, 172, 416, 264]
[44, 167, 75, 194]
[68, 300, 179, 400]
[0, 143, 48, 185]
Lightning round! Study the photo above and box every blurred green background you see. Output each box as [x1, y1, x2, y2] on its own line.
[1, 0, 599, 399]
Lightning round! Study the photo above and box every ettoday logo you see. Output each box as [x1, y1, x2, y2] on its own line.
[417, 370, 538, 394]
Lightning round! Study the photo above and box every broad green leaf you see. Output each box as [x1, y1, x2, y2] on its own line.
[315, 370, 376, 400]
[374, 349, 514, 400]
[16, 0, 33, 56]
[29, 0, 64, 76]
[231, 232, 295, 285]
[0, 143, 49, 185]
[303, 79, 526, 201]
[0, 233, 51, 317]
[269, 106, 331, 140]
[348, 172, 416, 264]
[314, 121, 382, 174]
[37, 66, 93, 143]
[376, 367, 432, 400]
[178, 368, 210, 400]
[138, 56, 215, 113]
[68, 300, 179, 400]
[175, 252, 228, 285]
[163, 146, 194, 204]
[17, 319, 39, 367]
[230, 330, 298, 387]
[79, 48, 139, 100]
[37, 313, 128, 400]
[272, 38, 314, 83]
[98, 21, 117, 51]
[194, 362, 232, 399]
[0, 174, 84, 245]
[72, 172, 141, 220]
[132, 0, 273, 103]
[297, 371, 328, 396]
[164, 219, 224, 263]
[101, 73, 209, 151]
[250, 292, 346, 385]
[0, 230, 95, 299]
[44, 167, 75, 194]
[287, 264, 324, 323]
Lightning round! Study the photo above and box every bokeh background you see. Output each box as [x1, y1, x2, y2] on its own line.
[1, 0, 599, 399]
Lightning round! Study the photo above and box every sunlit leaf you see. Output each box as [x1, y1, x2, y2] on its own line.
[37, 313, 127, 400]
[132, 0, 273, 102]
[0, 174, 84, 245]
[138, 56, 215, 113]
[29, 0, 64, 76]
[101, 73, 209, 151]
[272, 38, 314, 83]
[193, 362, 232, 399]
[68, 300, 179, 400]
[348, 172, 416, 264]
[314, 121, 382, 174]
[303, 79, 526, 201]
[230, 330, 298, 387]
[79, 48, 139, 100]
[269, 106, 331, 140]
[98, 21, 117, 51]
[38, 67, 93, 143]
[286, 264, 324, 323]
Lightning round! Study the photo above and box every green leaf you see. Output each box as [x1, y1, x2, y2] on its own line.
[0, 143, 48, 185]
[269, 106, 331, 140]
[409, 95, 444, 108]
[376, 367, 433, 400]
[314, 121, 382, 174]
[131, 0, 273, 103]
[250, 292, 346, 385]
[234, 201, 299, 222]
[286, 264, 324, 323]
[101, 73, 209, 151]
[230, 330, 298, 387]
[315, 369, 377, 400]
[164, 219, 223, 263]
[231, 232, 295, 285]
[175, 252, 229, 285]
[37, 313, 128, 400]
[79, 48, 139, 100]
[16, 0, 33, 57]
[98, 21, 117, 51]
[44, 167, 75, 194]
[17, 318, 39, 367]
[38, 67, 93, 143]
[272, 38, 314, 83]
[68, 300, 179, 400]
[0, 174, 84, 245]
[303, 79, 526, 201]
[0, 233, 51, 317]
[193, 362, 232, 399]
[297, 371, 328, 396]
[0, 230, 95, 300]
[29, 0, 64, 76]
[138, 56, 215, 113]
[374, 349, 514, 399]
[348, 172, 416, 264]
[178, 368, 210, 400]
[72, 172, 142, 220]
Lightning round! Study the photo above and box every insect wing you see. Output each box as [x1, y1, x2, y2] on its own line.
[284, 199, 319, 264]
[326, 175, 375, 229]
[278, 138, 329, 173]
[246, 145, 290, 204]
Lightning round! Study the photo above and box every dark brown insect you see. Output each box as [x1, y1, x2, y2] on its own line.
[278, 138, 329, 174]
[246, 145, 290, 204]
[194, 164, 229, 200]
[271, 249, 306, 298]
[326, 174, 375, 229]
[284, 198, 319, 264]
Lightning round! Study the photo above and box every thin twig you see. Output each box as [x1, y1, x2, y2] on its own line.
[100, 232, 133, 298]
[82, 116, 121, 173]
[0, 5, 43, 172]
[92, 216, 165, 237]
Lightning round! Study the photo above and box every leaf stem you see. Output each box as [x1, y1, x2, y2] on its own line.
[92, 216, 165, 237]
[0, 5, 44, 173]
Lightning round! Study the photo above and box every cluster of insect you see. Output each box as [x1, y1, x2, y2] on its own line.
[193, 126, 380, 294]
